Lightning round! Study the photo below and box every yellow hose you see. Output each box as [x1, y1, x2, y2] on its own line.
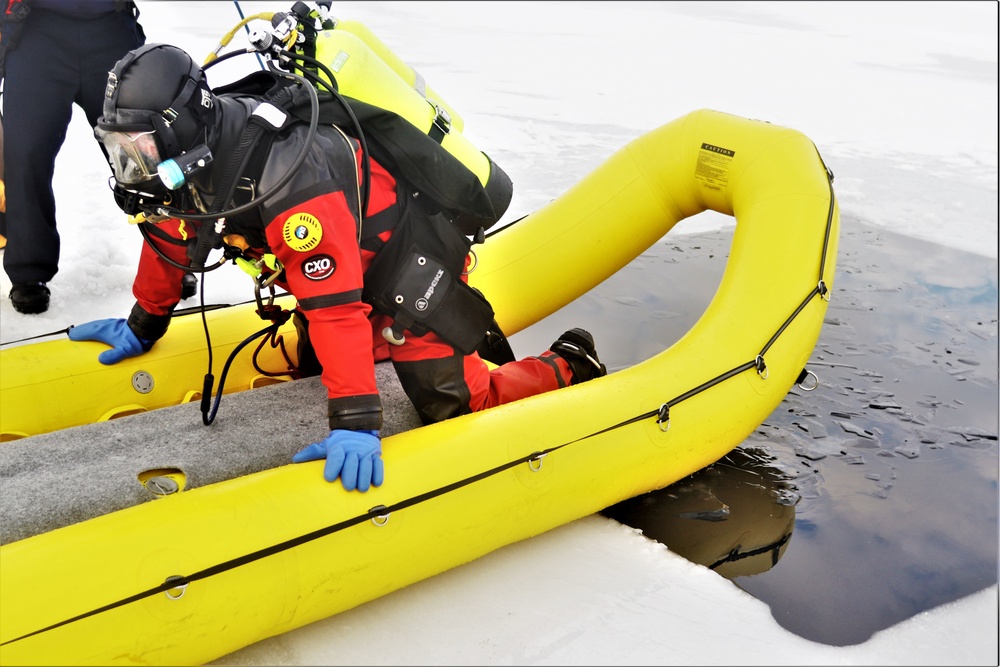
[203, 12, 274, 65]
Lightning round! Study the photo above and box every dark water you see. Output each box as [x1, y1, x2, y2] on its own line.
[510, 216, 999, 647]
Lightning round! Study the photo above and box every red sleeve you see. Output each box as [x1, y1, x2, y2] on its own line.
[266, 190, 378, 403]
[132, 219, 192, 317]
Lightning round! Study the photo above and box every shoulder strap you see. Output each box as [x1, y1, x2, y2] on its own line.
[209, 72, 297, 217]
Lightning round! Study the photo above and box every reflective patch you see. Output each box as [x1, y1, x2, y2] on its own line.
[302, 254, 336, 281]
[282, 213, 323, 252]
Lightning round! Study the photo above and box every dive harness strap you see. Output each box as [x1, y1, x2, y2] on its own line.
[187, 101, 289, 271]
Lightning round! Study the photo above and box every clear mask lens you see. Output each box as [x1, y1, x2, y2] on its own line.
[97, 129, 163, 185]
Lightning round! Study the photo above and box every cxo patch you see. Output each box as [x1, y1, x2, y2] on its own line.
[302, 254, 336, 280]
[282, 212, 323, 252]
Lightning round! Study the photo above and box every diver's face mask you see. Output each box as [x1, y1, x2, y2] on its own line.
[97, 124, 213, 189]
[97, 122, 214, 218]
[96, 128, 164, 185]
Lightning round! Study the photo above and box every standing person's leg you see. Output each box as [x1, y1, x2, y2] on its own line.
[76, 10, 145, 132]
[3, 10, 81, 313]
[4, 8, 144, 314]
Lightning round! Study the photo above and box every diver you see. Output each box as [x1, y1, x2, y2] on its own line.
[67, 43, 607, 492]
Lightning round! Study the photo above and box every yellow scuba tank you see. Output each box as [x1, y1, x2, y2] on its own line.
[313, 26, 498, 192]
[211, 3, 512, 229]
[329, 18, 465, 133]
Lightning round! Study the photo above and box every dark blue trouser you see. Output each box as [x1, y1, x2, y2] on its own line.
[2, 7, 144, 285]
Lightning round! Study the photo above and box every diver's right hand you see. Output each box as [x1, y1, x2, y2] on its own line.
[68, 318, 154, 365]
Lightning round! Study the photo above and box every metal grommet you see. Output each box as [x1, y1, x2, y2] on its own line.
[819, 279, 831, 302]
[656, 404, 671, 433]
[797, 369, 819, 391]
[755, 355, 769, 380]
[417, 256, 427, 266]
[394, 294, 404, 304]
[527, 453, 546, 472]
[164, 575, 187, 600]
[369, 504, 390, 526]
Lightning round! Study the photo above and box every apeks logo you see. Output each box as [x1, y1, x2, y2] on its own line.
[415, 269, 445, 311]
[302, 254, 335, 281]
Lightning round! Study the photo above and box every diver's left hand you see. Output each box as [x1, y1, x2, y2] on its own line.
[292, 429, 384, 491]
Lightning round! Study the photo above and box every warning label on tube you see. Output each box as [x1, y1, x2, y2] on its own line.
[695, 143, 734, 189]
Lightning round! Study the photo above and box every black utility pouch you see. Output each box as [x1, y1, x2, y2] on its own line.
[364, 202, 494, 354]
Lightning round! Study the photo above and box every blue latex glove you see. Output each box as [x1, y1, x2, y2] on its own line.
[293, 429, 384, 491]
[67, 318, 153, 365]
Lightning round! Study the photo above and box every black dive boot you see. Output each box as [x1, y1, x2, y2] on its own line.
[181, 272, 198, 299]
[549, 328, 607, 384]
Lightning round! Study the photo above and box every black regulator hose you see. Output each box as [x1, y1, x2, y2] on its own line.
[201, 321, 285, 425]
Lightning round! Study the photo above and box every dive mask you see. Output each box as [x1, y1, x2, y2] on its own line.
[96, 128, 164, 185]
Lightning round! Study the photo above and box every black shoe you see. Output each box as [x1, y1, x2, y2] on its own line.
[549, 328, 607, 384]
[10, 282, 50, 314]
[180, 272, 198, 299]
